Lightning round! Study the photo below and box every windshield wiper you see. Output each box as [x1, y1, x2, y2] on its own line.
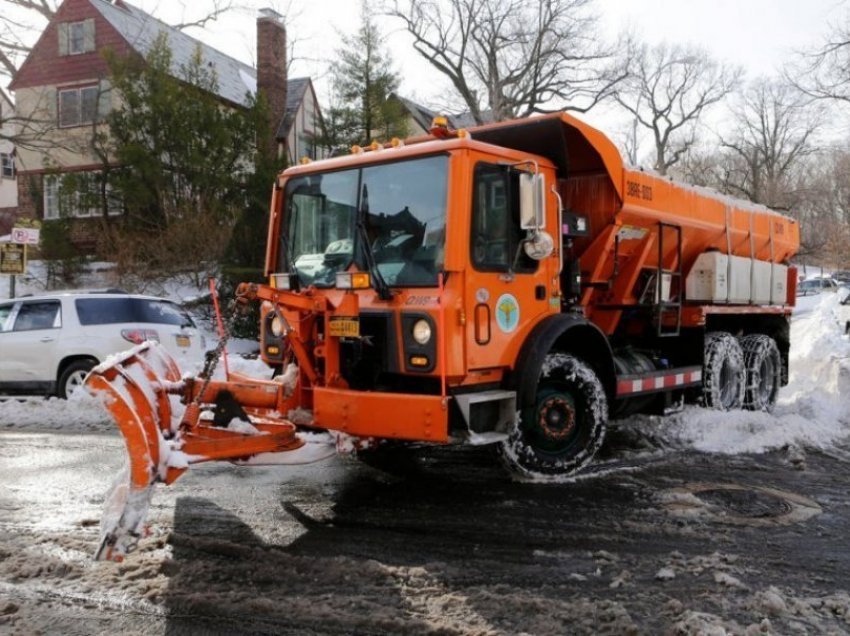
[357, 184, 393, 300]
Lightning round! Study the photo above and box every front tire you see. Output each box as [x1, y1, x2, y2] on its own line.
[740, 334, 781, 412]
[702, 332, 745, 410]
[58, 359, 96, 399]
[500, 353, 608, 479]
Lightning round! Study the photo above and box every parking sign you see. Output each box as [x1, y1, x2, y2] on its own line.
[11, 226, 40, 245]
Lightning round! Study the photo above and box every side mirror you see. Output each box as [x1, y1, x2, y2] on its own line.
[519, 172, 545, 230]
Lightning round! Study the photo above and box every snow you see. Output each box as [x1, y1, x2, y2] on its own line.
[0, 390, 112, 432]
[646, 291, 850, 455]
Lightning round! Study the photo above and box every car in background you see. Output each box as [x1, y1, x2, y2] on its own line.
[839, 288, 850, 335]
[0, 290, 205, 398]
[832, 270, 850, 286]
[797, 277, 841, 296]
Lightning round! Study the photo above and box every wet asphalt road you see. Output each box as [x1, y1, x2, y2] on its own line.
[2, 427, 850, 635]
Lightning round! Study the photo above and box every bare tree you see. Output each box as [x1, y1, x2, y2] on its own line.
[790, 17, 850, 104]
[791, 145, 850, 262]
[385, 0, 624, 124]
[615, 41, 742, 175]
[0, 0, 233, 81]
[718, 79, 820, 209]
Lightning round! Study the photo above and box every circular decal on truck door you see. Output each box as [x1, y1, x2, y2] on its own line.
[495, 293, 520, 333]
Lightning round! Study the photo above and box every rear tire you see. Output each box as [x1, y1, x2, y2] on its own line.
[740, 334, 781, 412]
[58, 359, 96, 399]
[702, 332, 745, 410]
[500, 353, 608, 479]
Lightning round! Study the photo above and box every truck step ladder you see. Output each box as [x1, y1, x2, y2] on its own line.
[656, 222, 683, 337]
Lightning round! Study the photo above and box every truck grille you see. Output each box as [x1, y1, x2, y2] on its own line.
[340, 312, 396, 390]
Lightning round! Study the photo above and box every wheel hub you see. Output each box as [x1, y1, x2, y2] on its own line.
[537, 396, 576, 441]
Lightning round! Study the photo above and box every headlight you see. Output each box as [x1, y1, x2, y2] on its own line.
[412, 319, 432, 345]
[270, 314, 284, 337]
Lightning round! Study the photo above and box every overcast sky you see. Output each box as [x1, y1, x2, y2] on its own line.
[123, 0, 846, 134]
[6, 0, 848, 135]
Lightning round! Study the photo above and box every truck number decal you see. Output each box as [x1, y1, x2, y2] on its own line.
[626, 181, 653, 201]
[406, 296, 437, 306]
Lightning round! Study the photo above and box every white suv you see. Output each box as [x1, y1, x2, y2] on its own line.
[0, 290, 205, 397]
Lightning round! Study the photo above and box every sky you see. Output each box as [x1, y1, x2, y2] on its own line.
[118, 0, 847, 134]
[4, 0, 849, 135]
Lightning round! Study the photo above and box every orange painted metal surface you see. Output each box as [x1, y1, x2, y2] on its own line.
[86, 343, 304, 490]
[250, 112, 800, 443]
[312, 386, 449, 442]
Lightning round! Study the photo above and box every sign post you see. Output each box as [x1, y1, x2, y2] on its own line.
[3, 221, 39, 299]
[1, 243, 27, 298]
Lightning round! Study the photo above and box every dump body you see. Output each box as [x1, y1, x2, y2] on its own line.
[470, 113, 799, 337]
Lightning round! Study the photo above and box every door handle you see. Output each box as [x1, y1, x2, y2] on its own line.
[40, 337, 55, 343]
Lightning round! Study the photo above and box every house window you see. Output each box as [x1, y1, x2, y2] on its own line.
[69, 22, 86, 54]
[59, 19, 95, 56]
[43, 172, 122, 220]
[0, 153, 13, 179]
[58, 86, 99, 127]
[44, 176, 59, 220]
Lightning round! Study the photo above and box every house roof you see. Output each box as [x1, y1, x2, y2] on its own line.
[90, 0, 257, 107]
[392, 94, 439, 132]
[393, 94, 495, 131]
[276, 76, 318, 139]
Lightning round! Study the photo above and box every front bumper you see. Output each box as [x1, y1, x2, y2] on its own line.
[312, 386, 449, 443]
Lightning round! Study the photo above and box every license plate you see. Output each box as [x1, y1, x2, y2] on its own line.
[175, 334, 191, 348]
[329, 317, 360, 338]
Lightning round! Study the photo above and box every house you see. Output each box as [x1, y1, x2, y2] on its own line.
[389, 93, 495, 137]
[8, 0, 323, 232]
[0, 90, 17, 235]
[390, 94, 441, 137]
[279, 76, 325, 164]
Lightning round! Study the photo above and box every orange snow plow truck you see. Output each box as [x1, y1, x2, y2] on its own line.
[87, 113, 799, 559]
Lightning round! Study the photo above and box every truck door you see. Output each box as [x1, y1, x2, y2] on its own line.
[465, 162, 552, 370]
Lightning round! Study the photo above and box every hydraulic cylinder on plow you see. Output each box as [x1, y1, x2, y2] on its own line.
[85, 333, 317, 560]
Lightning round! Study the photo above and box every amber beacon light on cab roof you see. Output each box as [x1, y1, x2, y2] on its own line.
[86, 112, 800, 560]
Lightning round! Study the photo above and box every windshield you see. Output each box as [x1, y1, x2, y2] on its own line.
[283, 155, 449, 288]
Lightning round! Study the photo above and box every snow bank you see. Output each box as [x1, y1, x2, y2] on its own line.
[0, 389, 112, 432]
[645, 292, 850, 455]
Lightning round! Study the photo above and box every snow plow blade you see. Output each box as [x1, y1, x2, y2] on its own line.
[85, 342, 310, 561]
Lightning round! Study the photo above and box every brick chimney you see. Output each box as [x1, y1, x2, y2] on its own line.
[256, 8, 287, 161]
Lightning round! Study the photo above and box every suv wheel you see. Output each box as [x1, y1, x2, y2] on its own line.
[58, 360, 96, 399]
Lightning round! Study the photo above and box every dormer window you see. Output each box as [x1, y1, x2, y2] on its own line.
[58, 19, 95, 56]
[70, 22, 86, 54]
